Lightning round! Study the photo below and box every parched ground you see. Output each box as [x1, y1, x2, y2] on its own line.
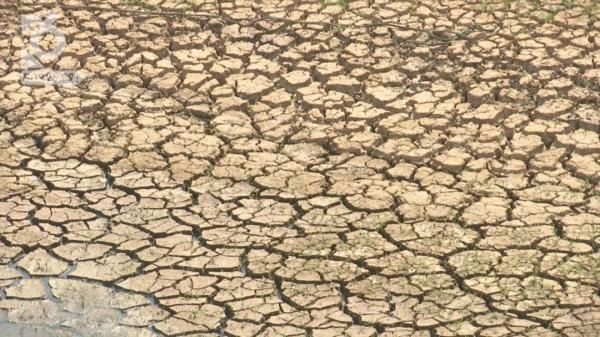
[1, 0, 600, 336]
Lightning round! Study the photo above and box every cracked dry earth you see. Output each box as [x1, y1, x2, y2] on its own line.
[1, 0, 600, 336]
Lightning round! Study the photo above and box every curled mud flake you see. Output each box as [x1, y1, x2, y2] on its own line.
[275, 234, 339, 257]
[153, 303, 224, 335]
[534, 98, 575, 119]
[365, 251, 444, 277]
[232, 198, 296, 226]
[276, 257, 367, 282]
[449, 250, 502, 278]
[0, 265, 21, 287]
[53, 243, 112, 261]
[255, 170, 327, 199]
[557, 129, 600, 155]
[16, 249, 68, 276]
[2, 222, 61, 247]
[334, 230, 397, 260]
[4, 279, 45, 300]
[461, 197, 510, 226]
[560, 213, 600, 244]
[69, 253, 140, 282]
[386, 222, 479, 256]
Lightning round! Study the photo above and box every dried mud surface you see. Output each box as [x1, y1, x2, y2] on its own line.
[1, 0, 600, 336]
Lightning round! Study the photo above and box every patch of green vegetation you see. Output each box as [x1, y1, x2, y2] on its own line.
[124, 0, 157, 10]
[502, 0, 517, 11]
[456, 26, 476, 40]
[177, 0, 201, 12]
[322, 0, 349, 10]
[540, 9, 557, 23]
[575, 78, 600, 91]
[476, 0, 495, 13]
[583, 1, 599, 25]
[330, 23, 346, 33]
[581, 78, 594, 89]
[583, 1, 598, 14]
[562, 0, 576, 9]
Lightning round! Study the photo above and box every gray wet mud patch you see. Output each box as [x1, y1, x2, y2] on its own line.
[0, 322, 83, 337]
[0, 279, 159, 337]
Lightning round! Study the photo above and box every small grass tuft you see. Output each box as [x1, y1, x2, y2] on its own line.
[561, 0, 575, 9]
[322, 0, 349, 10]
[476, 0, 495, 13]
[502, 0, 517, 11]
[124, 0, 157, 10]
[539, 9, 557, 23]
[330, 23, 346, 33]
[583, 1, 599, 25]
